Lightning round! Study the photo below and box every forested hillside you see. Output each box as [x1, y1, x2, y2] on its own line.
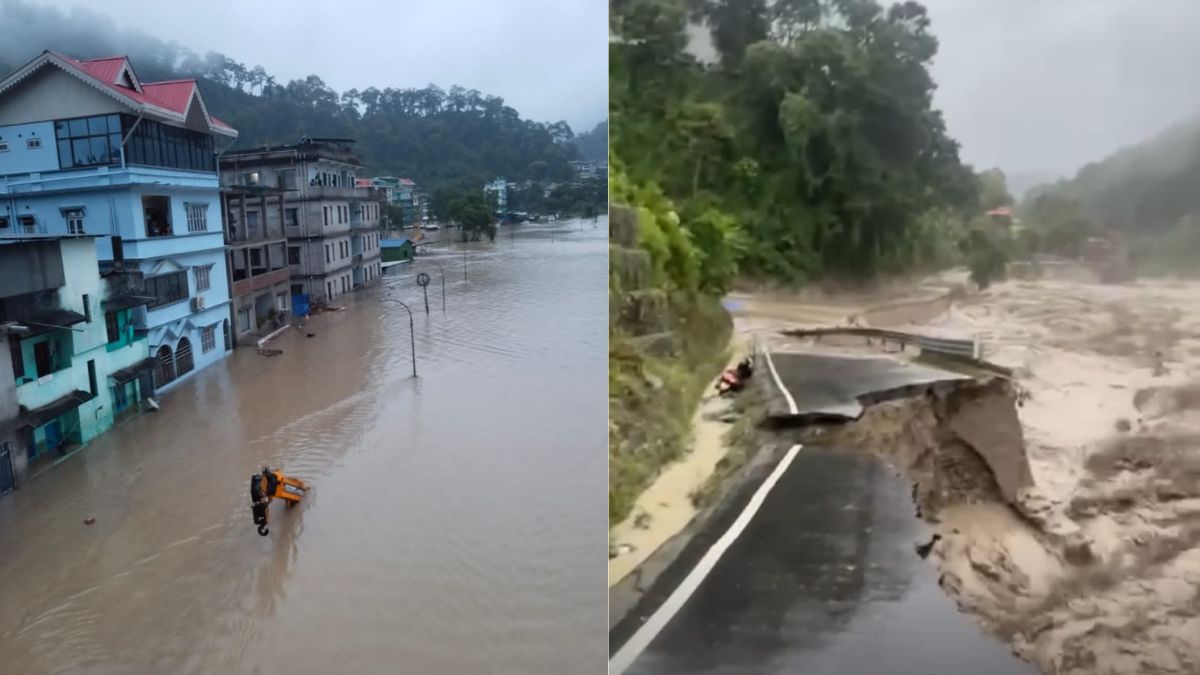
[571, 121, 609, 162]
[1027, 117, 1200, 234]
[0, 1, 605, 190]
[611, 0, 981, 286]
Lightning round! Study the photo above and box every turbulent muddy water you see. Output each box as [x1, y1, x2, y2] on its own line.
[0, 218, 608, 675]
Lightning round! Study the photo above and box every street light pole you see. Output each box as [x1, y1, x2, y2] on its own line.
[381, 297, 417, 378]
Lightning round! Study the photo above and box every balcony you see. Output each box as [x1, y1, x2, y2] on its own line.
[123, 232, 226, 260]
[300, 184, 362, 201]
[232, 267, 290, 298]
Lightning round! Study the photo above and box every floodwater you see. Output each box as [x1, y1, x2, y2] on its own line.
[0, 218, 608, 674]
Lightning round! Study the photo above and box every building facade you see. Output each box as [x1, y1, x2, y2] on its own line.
[221, 138, 383, 304]
[221, 186, 291, 344]
[0, 51, 238, 394]
[0, 236, 154, 486]
[484, 178, 508, 213]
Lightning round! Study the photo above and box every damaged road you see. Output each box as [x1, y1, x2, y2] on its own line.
[611, 348, 1037, 675]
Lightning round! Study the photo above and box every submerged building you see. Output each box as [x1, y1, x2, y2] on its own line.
[0, 50, 239, 393]
[220, 138, 383, 303]
[0, 236, 153, 487]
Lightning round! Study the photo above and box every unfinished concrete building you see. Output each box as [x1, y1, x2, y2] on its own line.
[219, 138, 383, 306]
[221, 185, 291, 345]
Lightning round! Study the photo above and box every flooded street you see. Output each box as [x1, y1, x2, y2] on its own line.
[0, 218, 608, 675]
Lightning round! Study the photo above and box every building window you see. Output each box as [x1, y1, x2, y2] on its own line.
[288, 246, 301, 265]
[54, 114, 122, 169]
[194, 265, 211, 292]
[277, 170, 296, 189]
[154, 344, 176, 388]
[143, 195, 172, 237]
[325, 245, 331, 264]
[327, 281, 333, 298]
[246, 211, 259, 231]
[323, 206, 329, 226]
[145, 270, 188, 308]
[0, 142, 8, 152]
[105, 311, 120, 343]
[27, 138, 41, 150]
[121, 116, 215, 172]
[87, 360, 97, 396]
[64, 208, 85, 234]
[82, 294, 91, 322]
[17, 215, 36, 233]
[186, 203, 208, 232]
[285, 208, 299, 227]
[200, 325, 216, 353]
[291, 284, 303, 296]
[237, 308, 251, 334]
[276, 292, 288, 312]
[0, 216, 8, 229]
[175, 337, 194, 375]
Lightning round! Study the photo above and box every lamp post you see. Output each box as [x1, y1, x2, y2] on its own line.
[381, 297, 417, 378]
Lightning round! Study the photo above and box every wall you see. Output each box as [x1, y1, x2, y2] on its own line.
[0, 121, 59, 175]
[0, 240, 65, 295]
[0, 66, 124, 126]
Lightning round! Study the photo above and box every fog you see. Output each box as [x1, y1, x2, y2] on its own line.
[0, 0, 607, 130]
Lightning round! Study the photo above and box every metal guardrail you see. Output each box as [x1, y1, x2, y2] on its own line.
[780, 326, 981, 360]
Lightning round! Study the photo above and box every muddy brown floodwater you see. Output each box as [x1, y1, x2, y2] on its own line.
[0, 218, 608, 675]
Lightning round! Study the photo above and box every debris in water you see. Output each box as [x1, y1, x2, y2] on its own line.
[915, 533, 942, 559]
[83, 517, 96, 526]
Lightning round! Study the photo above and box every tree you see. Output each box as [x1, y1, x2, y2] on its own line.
[448, 193, 497, 242]
[978, 169, 1013, 211]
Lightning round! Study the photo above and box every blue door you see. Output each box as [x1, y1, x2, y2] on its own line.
[43, 420, 62, 454]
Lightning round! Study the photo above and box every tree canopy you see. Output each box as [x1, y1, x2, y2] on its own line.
[611, 0, 980, 286]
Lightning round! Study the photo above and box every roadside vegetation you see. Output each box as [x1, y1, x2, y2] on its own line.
[608, 0, 1006, 527]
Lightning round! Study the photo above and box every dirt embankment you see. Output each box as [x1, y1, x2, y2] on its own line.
[825, 273, 1200, 675]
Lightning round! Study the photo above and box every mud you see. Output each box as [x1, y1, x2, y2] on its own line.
[0, 219, 607, 675]
[855, 273, 1200, 675]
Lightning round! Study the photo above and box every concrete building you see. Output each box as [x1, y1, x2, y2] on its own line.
[484, 178, 508, 213]
[372, 176, 419, 227]
[221, 185, 291, 344]
[220, 138, 383, 304]
[0, 51, 239, 393]
[0, 236, 154, 486]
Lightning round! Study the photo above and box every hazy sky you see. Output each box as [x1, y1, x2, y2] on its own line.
[35, 0, 608, 132]
[922, 0, 1200, 179]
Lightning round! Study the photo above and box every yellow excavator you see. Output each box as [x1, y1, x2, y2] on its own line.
[250, 467, 310, 536]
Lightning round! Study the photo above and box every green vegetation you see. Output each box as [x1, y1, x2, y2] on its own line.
[446, 193, 497, 242]
[571, 121, 609, 162]
[608, 0, 1012, 527]
[611, 0, 984, 286]
[0, 42, 597, 192]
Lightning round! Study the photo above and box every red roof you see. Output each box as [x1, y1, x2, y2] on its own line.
[986, 206, 1013, 217]
[355, 178, 373, 188]
[35, 51, 236, 135]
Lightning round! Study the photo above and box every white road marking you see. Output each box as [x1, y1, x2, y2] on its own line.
[609, 443, 804, 674]
[763, 346, 799, 415]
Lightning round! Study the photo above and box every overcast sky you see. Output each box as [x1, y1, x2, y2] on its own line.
[922, 0, 1200, 180]
[36, 0, 608, 133]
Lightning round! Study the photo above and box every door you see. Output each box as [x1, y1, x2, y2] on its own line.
[0, 443, 15, 495]
[43, 420, 62, 453]
[34, 341, 52, 377]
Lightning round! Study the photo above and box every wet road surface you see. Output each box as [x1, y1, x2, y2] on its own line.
[614, 447, 1035, 675]
[0, 219, 607, 674]
[764, 351, 968, 419]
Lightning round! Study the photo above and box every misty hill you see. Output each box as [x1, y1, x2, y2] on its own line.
[1029, 115, 1200, 233]
[0, 0, 602, 190]
[571, 121, 608, 163]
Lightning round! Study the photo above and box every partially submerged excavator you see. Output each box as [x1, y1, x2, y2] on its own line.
[250, 467, 310, 536]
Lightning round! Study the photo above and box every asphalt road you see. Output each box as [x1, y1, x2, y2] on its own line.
[764, 351, 968, 419]
[612, 447, 1035, 675]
